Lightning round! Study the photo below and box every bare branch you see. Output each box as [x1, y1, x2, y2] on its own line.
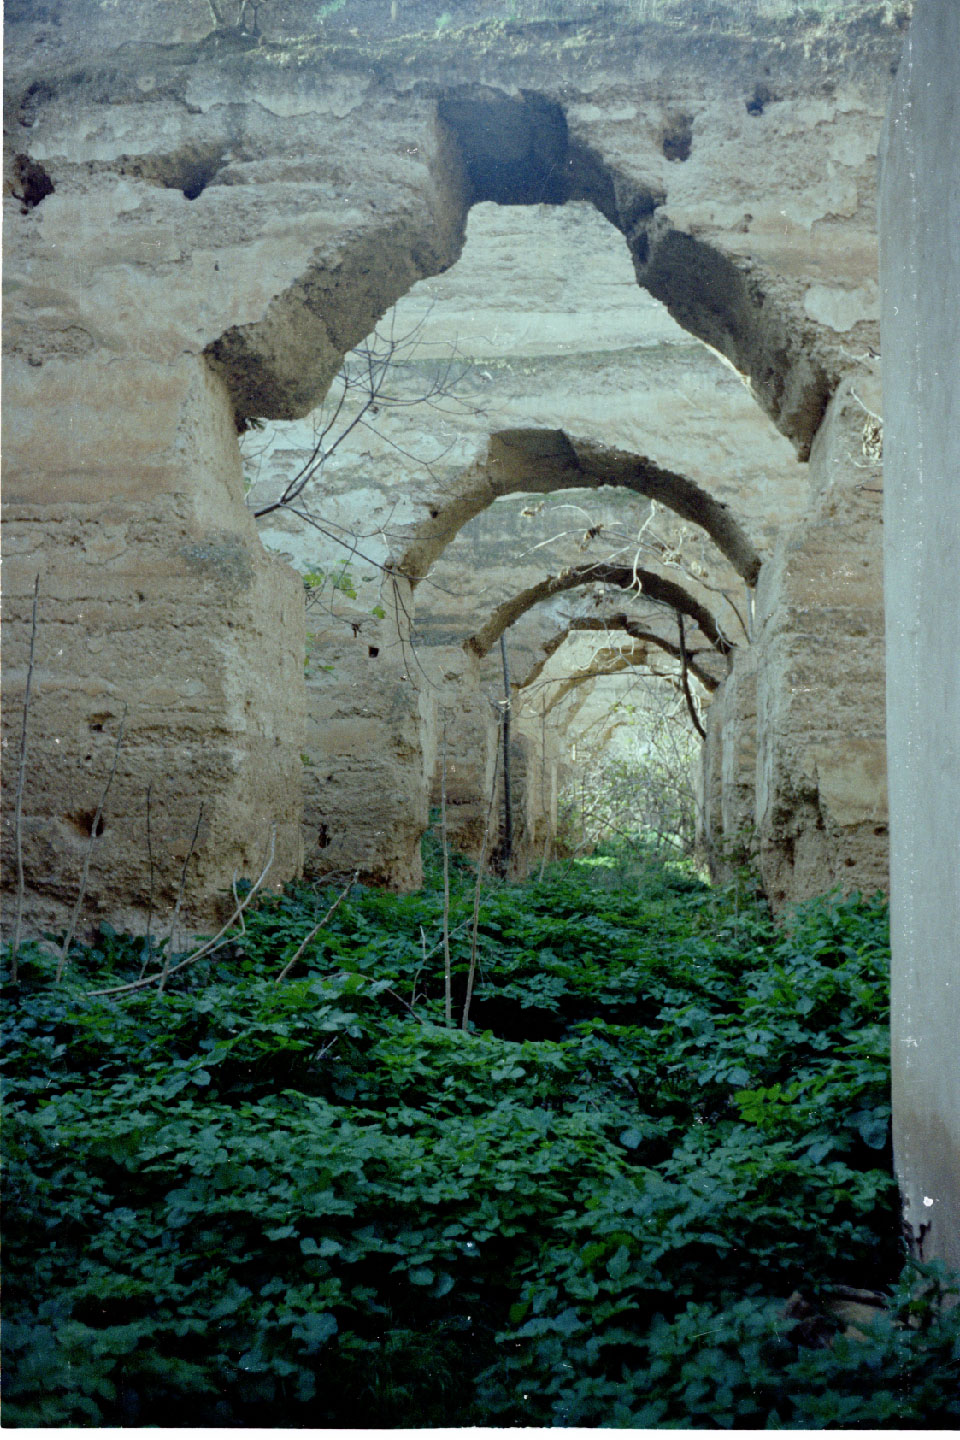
[87, 827, 277, 998]
[10, 574, 40, 986]
[56, 706, 127, 983]
[275, 869, 358, 983]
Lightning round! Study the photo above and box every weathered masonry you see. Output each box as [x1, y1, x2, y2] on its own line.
[3, 0, 901, 932]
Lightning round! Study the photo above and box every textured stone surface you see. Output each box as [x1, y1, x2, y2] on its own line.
[2, 0, 907, 927]
[880, 0, 960, 1272]
[2, 352, 305, 934]
[753, 378, 888, 907]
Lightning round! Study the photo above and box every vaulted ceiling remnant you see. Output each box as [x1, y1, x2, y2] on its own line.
[628, 219, 834, 459]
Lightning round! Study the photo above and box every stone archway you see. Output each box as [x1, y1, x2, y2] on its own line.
[3, 6, 896, 927]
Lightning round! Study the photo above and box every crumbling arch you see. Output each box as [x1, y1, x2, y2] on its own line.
[520, 615, 723, 695]
[521, 643, 703, 714]
[203, 83, 838, 455]
[395, 428, 763, 588]
[435, 85, 833, 455]
[464, 563, 733, 660]
[563, 134, 834, 458]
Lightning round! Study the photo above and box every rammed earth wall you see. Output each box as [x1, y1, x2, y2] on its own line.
[3, 0, 909, 929]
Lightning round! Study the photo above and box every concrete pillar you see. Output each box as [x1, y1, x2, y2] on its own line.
[879, 0, 960, 1271]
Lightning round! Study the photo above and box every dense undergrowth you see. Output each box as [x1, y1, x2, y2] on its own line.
[3, 841, 959, 1427]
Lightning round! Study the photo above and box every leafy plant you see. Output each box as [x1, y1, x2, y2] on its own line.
[2, 847, 958, 1426]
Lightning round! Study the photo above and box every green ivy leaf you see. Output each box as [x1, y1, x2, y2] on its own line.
[294, 1311, 338, 1353]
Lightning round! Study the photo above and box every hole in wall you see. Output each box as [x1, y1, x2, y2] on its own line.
[12, 152, 54, 211]
[317, 823, 331, 849]
[438, 88, 568, 206]
[368, 645, 380, 658]
[661, 114, 693, 163]
[88, 713, 112, 732]
[746, 84, 773, 116]
[114, 144, 226, 201]
[66, 809, 106, 839]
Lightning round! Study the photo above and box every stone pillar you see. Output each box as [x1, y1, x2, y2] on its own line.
[2, 353, 305, 935]
[754, 378, 888, 911]
[301, 578, 429, 890]
[880, 0, 960, 1271]
[702, 646, 758, 882]
[427, 648, 501, 864]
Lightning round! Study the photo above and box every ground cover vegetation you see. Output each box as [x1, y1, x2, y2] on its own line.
[3, 841, 959, 1427]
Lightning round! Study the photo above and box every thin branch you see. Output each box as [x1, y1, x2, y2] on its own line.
[10, 574, 40, 986]
[413, 929, 426, 1010]
[87, 827, 277, 997]
[275, 869, 358, 983]
[158, 804, 204, 996]
[248, 307, 474, 521]
[383, 985, 425, 1024]
[462, 719, 502, 1031]
[440, 726, 453, 1027]
[56, 706, 127, 983]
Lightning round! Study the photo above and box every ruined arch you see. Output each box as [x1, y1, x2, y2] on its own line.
[520, 615, 722, 695]
[464, 563, 733, 661]
[200, 81, 839, 455]
[4, 3, 896, 929]
[395, 428, 763, 588]
[521, 643, 699, 715]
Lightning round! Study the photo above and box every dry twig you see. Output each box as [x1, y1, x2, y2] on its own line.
[10, 574, 40, 985]
[275, 869, 358, 983]
[87, 827, 277, 997]
[56, 706, 127, 983]
[462, 719, 502, 1030]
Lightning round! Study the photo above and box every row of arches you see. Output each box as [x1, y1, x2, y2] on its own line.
[249, 171, 807, 881]
[4, 24, 887, 936]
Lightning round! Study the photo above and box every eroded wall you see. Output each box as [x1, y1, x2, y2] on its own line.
[2, 0, 909, 929]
